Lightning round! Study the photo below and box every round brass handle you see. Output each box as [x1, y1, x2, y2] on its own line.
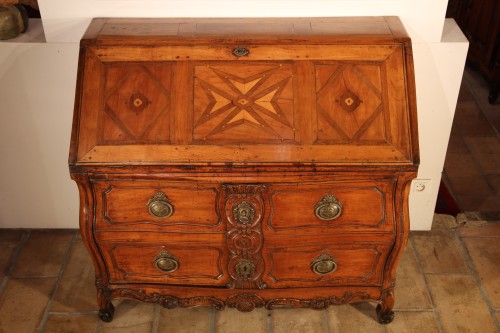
[314, 195, 343, 221]
[154, 251, 179, 273]
[232, 47, 250, 57]
[311, 253, 337, 275]
[147, 192, 174, 218]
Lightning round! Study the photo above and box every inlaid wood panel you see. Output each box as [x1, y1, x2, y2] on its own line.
[315, 63, 386, 143]
[193, 63, 295, 144]
[101, 63, 173, 144]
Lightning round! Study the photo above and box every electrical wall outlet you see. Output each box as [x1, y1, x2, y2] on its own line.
[412, 179, 432, 193]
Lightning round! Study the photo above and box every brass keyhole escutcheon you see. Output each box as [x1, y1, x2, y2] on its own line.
[314, 195, 343, 221]
[154, 251, 179, 273]
[233, 201, 255, 225]
[235, 259, 256, 279]
[232, 47, 250, 57]
[311, 253, 337, 275]
[147, 192, 174, 218]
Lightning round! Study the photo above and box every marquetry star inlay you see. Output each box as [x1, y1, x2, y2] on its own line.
[194, 66, 292, 139]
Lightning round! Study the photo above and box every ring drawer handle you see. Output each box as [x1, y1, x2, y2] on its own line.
[147, 192, 174, 218]
[311, 253, 337, 275]
[314, 194, 343, 221]
[232, 47, 250, 57]
[154, 251, 179, 273]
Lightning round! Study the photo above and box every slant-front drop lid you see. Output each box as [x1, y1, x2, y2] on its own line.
[69, 17, 418, 167]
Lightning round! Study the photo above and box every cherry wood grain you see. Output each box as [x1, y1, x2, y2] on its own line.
[263, 242, 391, 287]
[100, 241, 229, 286]
[69, 17, 419, 325]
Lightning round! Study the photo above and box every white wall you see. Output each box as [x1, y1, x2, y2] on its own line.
[0, 0, 468, 229]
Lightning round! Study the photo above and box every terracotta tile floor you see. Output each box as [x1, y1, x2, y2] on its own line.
[0, 223, 499, 333]
[1, 67, 500, 332]
[443, 66, 500, 214]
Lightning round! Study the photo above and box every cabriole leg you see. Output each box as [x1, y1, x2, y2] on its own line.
[98, 301, 115, 322]
[376, 290, 395, 324]
[96, 278, 114, 322]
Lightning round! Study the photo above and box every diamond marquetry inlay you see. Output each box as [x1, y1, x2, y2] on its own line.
[129, 92, 151, 113]
[340, 91, 361, 112]
[316, 64, 386, 142]
[102, 64, 172, 143]
[193, 64, 295, 143]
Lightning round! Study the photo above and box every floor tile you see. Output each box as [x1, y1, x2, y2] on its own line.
[0, 229, 24, 244]
[216, 307, 268, 333]
[99, 300, 154, 333]
[0, 277, 57, 333]
[431, 213, 458, 230]
[454, 106, 496, 136]
[453, 100, 481, 118]
[446, 175, 492, 196]
[11, 230, 74, 277]
[457, 81, 475, 102]
[456, 194, 500, 212]
[426, 275, 498, 333]
[327, 303, 384, 332]
[446, 129, 469, 153]
[486, 174, 500, 195]
[51, 237, 97, 312]
[412, 231, 469, 274]
[443, 152, 482, 178]
[394, 245, 432, 309]
[271, 308, 326, 333]
[486, 114, 500, 134]
[463, 237, 500, 308]
[157, 307, 211, 333]
[460, 223, 500, 237]
[0, 244, 16, 280]
[42, 314, 98, 333]
[386, 311, 440, 333]
[465, 137, 500, 175]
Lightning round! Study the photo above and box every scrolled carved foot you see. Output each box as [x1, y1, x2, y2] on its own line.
[376, 303, 394, 324]
[98, 302, 115, 322]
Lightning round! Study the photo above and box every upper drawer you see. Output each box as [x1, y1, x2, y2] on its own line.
[265, 179, 395, 234]
[70, 17, 418, 167]
[93, 181, 223, 232]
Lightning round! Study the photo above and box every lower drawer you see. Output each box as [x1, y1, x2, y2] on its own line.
[262, 242, 391, 288]
[99, 242, 230, 286]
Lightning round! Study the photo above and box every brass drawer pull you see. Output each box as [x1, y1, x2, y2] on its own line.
[147, 192, 174, 218]
[314, 195, 343, 221]
[311, 253, 337, 275]
[154, 251, 179, 273]
[232, 47, 250, 57]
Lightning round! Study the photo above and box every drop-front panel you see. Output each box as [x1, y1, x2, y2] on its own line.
[69, 17, 419, 325]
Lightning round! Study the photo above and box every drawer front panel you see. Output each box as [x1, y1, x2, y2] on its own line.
[93, 181, 222, 231]
[100, 242, 229, 285]
[263, 243, 391, 288]
[266, 180, 394, 233]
